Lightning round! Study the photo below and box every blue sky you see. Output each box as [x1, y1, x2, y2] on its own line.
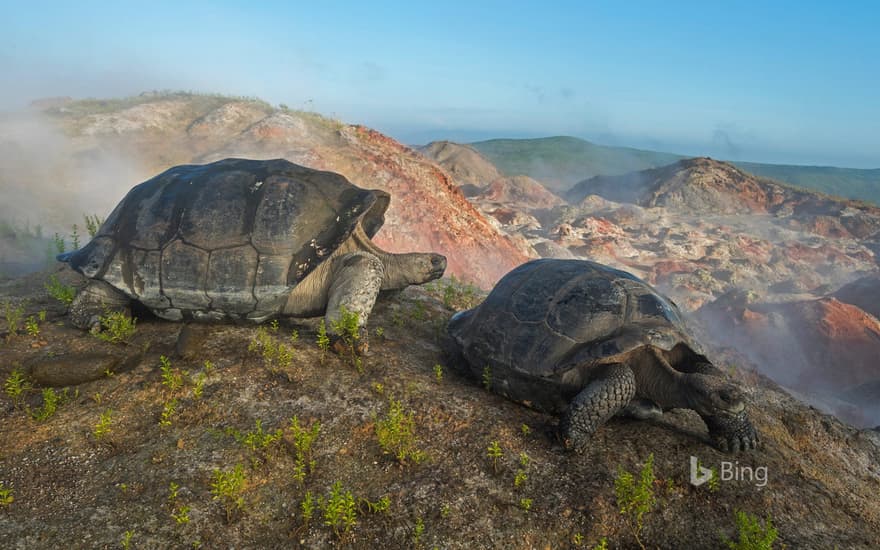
[2, 0, 878, 167]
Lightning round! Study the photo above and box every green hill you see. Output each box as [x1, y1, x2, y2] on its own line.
[469, 137, 684, 194]
[735, 162, 880, 205]
[469, 136, 880, 205]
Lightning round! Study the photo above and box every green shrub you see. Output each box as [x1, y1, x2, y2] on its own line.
[614, 453, 656, 550]
[331, 306, 362, 371]
[0, 481, 13, 506]
[322, 481, 357, 538]
[46, 275, 76, 306]
[33, 388, 67, 421]
[210, 464, 247, 522]
[83, 214, 104, 238]
[721, 511, 779, 550]
[93, 409, 112, 440]
[95, 310, 136, 344]
[160, 355, 184, 392]
[3, 301, 25, 337]
[375, 398, 425, 464]
[4, 368, 31, 409]
[486, 440, 503, 474]
[289, 416, 320, 483]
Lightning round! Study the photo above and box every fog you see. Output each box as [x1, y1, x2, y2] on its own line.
[0, 110, 144, 275]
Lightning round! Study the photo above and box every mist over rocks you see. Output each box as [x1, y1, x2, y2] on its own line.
[427, 143, 880, 427]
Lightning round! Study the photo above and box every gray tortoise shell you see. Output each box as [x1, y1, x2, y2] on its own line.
[449, 259, 703, 379]
[65, 158, 389, 322]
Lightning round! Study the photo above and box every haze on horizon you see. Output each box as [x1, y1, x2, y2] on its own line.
[2, 0, 878, 169]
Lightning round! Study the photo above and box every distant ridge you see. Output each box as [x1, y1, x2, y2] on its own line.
[467, 136, 880, 205]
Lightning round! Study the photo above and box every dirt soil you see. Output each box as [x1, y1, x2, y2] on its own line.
[1, 265, 879, 549]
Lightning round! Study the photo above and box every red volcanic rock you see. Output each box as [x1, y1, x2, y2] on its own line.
[652, 260, 699, 281]
[834, 275, 880, 319]
[332, 126, 530, 288]
[479, 175, 563, 210]
[697, 295, 880, 426]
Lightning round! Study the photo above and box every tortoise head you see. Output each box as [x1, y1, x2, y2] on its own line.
[682, 372, 746, 417]
[382, 252, 447, 290]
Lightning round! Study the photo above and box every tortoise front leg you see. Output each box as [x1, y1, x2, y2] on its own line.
[559, 363, 636, 452]
[69, 280, 131, 331]
[325, 251, 385, 354]
[702, 411, 759, 453]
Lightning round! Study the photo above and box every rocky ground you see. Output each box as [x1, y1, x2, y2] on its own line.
[1, 265, 880, 549]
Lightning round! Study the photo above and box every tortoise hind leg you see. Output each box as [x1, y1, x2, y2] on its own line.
[559, 363, 636, 452]
[69, 280, 131, 330]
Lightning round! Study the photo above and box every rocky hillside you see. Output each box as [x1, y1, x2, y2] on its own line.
[1, 266, 879, 549]
[417, 141, 502, 191]
[420, 150, 880, 428]
[0, 93, 529, 288]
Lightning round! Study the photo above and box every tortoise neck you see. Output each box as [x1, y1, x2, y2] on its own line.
[630, 347, 689, 409]
[349, 225, 406, 290]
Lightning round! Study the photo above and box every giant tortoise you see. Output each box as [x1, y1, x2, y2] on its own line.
[447, 259, 757, 452]
[59, 158, 446, 343]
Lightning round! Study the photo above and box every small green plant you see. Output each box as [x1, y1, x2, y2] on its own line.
[95, 310, 136, 344]
[521, 423, 531, 436]
[70, 224, 80, 250]
[3, 301, 25, 338]
[172, 504, 191, 525]
[230, 419, 283, 466]
[440, 503, 451, 519]
[4, 368, 31, 409]
[375, 398, 425, 464]
[316, 319, 330, 362]
[482, 365, 492, 390]
[160, 355, 184, 392]
[192, 373, 206, 399]
[360, 495, 391, 514]
[440, 275, 481, 310]
[93, 409, 113, 440]
[514, 453, 530, 488]
[614, 453, 656, 550]
[572, 532, 584, 546]
[38, 310, 46, 322]
[84, 213, 104, 237]
[519, 497, 532, 511]
[0, 481, 13, 506]
[289, 416, 321, 483]
[168, 482, 191, 524]
[300, 490, 315, 525]
[322, 480, 357, 539]
[413, 516, 425, 546]
[46, 275, 76, 306]
[211, 464, 247, 523]
[33, 388, 65, 421]
[721, 511, 779, 550]
[486, 440, 503, 474]
[159, 399, 178, 427]
[374, 326, 384, 338]
[592, 537, 608, 550]
[53, 232, 65, 254]
[331, 306, 362, 371]
[249, 326, 295, 374]
[24, 316, 39, 337]
[121, 530, 134, 549]
[708, 466, 720, 493]
[433, 364, 443, 383]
